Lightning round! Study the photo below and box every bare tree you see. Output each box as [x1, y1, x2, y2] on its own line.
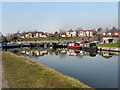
[34, 29, 38, 32]
[17, 30, 20, 34]
[97, 27, 103, 32]
[76, 27, 83, 31]
[6, 33, 11, 37]
[54, 31, 59, 37]
[105, 27, 109, 31]
[59, 29, 65, 33]
[22, 31, 26, 38]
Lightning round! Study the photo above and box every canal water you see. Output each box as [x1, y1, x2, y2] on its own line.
[5, 47, 119, 88]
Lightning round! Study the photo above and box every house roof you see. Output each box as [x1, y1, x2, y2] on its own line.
[34, 32, 43, 33]
[25, 32, 33, 34]
[43, 33, 48, 35]
[67, 30, 76, 32]
[85, 30, 94, 32]
[44, 33, 50, 34]
[77, 30, 93, 32]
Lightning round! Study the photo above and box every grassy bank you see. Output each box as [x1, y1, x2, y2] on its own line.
[2, 51, 92, 88]
[97, 43, 120, 48]
[20, 37, 85, 41]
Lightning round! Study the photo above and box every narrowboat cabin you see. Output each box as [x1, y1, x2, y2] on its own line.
[82, 42, 98, 51]
[68, 42, 82, 50]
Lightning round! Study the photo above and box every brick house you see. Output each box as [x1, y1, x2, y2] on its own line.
[34, 32, 43, 38]
[78, 30, 93, 37]
[66, 30, 77, 37]
[102, 31, 112, 36]
[24, 32, 33, 38]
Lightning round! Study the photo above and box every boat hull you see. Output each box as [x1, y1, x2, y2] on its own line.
[2, 44, 21, 49]
[82, 47, 98, 52]
[68, 46, 82, 50]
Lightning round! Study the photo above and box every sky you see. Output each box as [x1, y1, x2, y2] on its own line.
[2, 2, 118, 35]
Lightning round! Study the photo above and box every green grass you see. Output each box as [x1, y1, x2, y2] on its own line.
[2, 51, 93, 88]
[20, 37, 85, 41]
[97, 43, 120, 48]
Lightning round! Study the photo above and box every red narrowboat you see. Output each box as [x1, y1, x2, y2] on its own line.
[68, 42, 82, 50]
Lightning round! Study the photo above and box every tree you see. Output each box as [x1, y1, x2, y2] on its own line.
[105, 27, 109, 31]
[97, 27, 103, 32]
[34, 30, 38, 32]
[112, 27, 117, 32]
[93, 31, 97, 36]
[97, 34, 102, 41]
[59, 29, 65, 33]
[109, 27, 118, 34]
[54, 31, 59, 37]
[11, 36, 18, 42]
[0, 32, 2, 43]
[17, 30, 20, 34]
[2, 35, 9, 44]
[54, 31, 58, 35]
[76, 27, 83, 31]
[22, 31, 26, 38]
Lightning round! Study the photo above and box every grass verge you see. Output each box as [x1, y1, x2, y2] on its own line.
[20, 37, 85, 41]
[96, 43, 120, 48]
[2, 51, 93, 88]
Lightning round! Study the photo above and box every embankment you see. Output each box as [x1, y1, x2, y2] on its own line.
[2, 51, 93, 88]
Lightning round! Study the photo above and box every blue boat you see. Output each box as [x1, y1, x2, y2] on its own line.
[3, 43, 21, 49]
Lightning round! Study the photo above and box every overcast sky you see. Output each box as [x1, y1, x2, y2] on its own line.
[2, 2, 118, 35]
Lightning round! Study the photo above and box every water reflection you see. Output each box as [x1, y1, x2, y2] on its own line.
[98, 51, 120, 59]
[6, 47, 120, 59]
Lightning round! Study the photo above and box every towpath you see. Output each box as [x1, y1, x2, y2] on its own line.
[0, 52, 9, 89]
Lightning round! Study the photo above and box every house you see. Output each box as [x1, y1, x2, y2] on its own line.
[78, 30, 84, 37]
[24, 32, 33, 38]
[102, 31, 112, 36]
[100, 31, 120, 43]
[66, 30, 77, 37]
[20, 34, 25, 38]
[60, 32, 66, 37]
[18, 31, 51, 38]
[78, 30, 93, 37]
[34, 32, 43, 38]
[42, 34, 47, 38]
[41, 33, 50, 38]
[61, 34, 66, 37]
[44, 33, 51, 37]
[113, 32, 120, 36]
[100, 36, 119, 43]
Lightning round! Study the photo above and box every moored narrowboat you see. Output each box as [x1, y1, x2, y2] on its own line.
[3, 43, 21, 49]
[68, 42, 82, 50]
[82, 42, 98, 51]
